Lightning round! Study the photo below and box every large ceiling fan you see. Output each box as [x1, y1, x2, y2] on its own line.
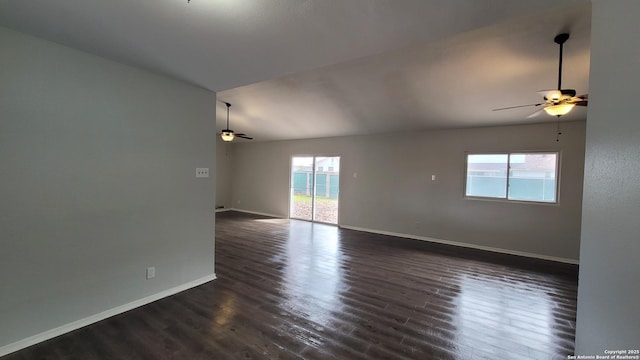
[493, 33, 588, 118]
[219, 101, 253, 142]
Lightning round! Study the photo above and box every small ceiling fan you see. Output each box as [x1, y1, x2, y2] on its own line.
[219, 101, 253, 142]
[493, 33, 588, 118]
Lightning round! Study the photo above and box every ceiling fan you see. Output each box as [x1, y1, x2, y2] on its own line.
[493, 33, 588, 118]
[219, 101, 253, 142]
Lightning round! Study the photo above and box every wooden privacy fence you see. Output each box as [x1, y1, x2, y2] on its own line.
[292, 171, 339, 198]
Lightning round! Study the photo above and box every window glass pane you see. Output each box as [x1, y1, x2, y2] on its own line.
[466, 154, 508, 198]
[508, 153, 557, 202]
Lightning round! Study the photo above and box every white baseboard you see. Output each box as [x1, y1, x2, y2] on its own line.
[215, 208, 231, 213]
[230, 208, 283, 219]
[339, 225, 579, 265]
[0, 273, 217, 357]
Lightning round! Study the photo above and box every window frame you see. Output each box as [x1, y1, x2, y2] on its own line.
[464, 151, 561, 205]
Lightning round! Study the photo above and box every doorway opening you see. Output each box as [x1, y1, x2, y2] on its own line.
[290, 156, 340, 224]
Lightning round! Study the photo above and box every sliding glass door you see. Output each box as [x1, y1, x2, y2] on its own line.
[290, 156, 340, 224]
[290, 156, 314, 221]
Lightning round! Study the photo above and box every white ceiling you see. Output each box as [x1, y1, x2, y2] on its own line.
[0, 0, 591, 142]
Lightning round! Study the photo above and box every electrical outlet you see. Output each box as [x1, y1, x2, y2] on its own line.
[146, 266, 156, 279]
[196, 168, 209, 178]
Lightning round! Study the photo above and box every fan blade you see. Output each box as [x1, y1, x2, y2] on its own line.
[527, 108, 546, 118]
[493, 103, 544, 111]
[566, 94, 588, 106]
[236, 134, 253, 140]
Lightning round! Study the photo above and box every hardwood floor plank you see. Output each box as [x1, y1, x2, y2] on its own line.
[2, 211, 579, 359]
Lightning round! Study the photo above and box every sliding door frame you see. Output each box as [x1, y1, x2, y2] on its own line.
[289, 154, 341, 225]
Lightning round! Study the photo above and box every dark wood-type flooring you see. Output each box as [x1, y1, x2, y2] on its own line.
[3, 211, 579, 359]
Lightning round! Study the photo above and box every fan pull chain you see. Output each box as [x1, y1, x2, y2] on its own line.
[556, 117, 562, 142]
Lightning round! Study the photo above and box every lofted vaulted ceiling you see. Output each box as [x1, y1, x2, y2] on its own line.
[0, 0, 591, 142]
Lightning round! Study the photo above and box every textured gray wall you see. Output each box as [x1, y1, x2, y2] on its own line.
[230, 121, 586, 261]
[575, 0, 640, 354]
[215, 138, 233, 209]
[0, 27, 216, 347]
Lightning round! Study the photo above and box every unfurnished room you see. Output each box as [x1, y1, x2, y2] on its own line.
[1, 1, 639, 359]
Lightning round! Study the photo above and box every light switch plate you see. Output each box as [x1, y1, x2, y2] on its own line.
[196, 168, 209, 178]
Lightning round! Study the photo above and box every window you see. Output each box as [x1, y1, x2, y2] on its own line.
[465, 152, 558, 203]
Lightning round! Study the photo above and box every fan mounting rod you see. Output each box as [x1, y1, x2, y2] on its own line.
[223, 101, 231, 129]
[554, 33, 570, 91]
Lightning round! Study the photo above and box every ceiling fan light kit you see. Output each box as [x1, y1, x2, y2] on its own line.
[493, 33, 588, 119]
[543, 103, 575, 116]
[219, 101, 253, 142]
[547, 90, 563, 102]
[220, 130, 235, 142]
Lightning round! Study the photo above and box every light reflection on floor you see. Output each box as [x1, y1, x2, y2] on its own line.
[455, 273, 554, 358]
[281, 220, 345, 328]
[212, 291, 237, 328]
[253, 218, 290, 224]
